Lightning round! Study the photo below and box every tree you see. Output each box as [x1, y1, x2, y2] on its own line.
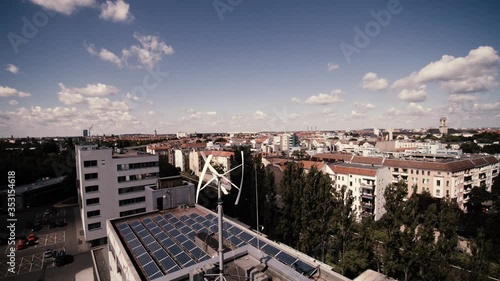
[460, 142, 481, 154]
[464, 229, 492, 281]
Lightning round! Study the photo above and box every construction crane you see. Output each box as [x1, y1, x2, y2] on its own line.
[88, 124, 94, 137]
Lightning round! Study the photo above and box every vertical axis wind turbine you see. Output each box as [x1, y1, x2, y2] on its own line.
[196, 151, 244, 280]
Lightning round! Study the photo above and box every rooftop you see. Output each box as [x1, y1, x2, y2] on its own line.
[110, 205, 350, 281]
[7, 176, 66, 194]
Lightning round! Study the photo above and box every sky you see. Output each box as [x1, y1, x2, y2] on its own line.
[0, 0, 499, 137]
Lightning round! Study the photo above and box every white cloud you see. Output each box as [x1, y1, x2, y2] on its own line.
[125, 92, 139, 101]
[0, 86, 31, 98]
[448, 94, 478, 102]
[291, 97, 301, 103]
[398, 85, 427, 102]
[327, 62, 339, 72]
[305, 89, 344, 105]
[86, 33, 174, 69]
[5, 64, 20, 74]
[9, 100, 18, 106]
[288, 113, 300, 120]
[473, 102, 500, 111]
[254, 110, 267, 119]
[361, 72, 389, 91]
[30, 0, 95, 15]
[99, 49, 123, 68]
[147, 111, 155, 115]
[388, 103, 432, 116]
[99, 0, 133, 23]
[351, 110, 364, 118]
[58, 83, 118, 97]
[393, 46, 500, 94]
[354, 102, 376, 110]
[206, 111, 217, 116]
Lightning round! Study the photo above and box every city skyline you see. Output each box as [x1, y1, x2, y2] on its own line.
[1, 0, 500, 137]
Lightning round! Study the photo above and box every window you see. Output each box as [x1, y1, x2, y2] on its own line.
[119, 196, 145, 206]
[85, 185, 99, 193]
[120, 208, 146, 217]
[446, 181, 449, 187]
[416, 170, 419, 175]
[87, 210, 100, 218]
[437, 180, 441, 186]
[427, 171, 430, 176]
[86, 198, 99, 206]
[411, 169, 413, 174]
[349, 181, 352, 186]
[88, 222, 101, 231]
[117, 162, 158, 171]
[394, 168, 399, 172]
[117, 173, 159, 183]
[446, 190, 450, 197]
[84, 173, 98, 180]
[422, 179, 425, 184]
[118, 176, 126, 183]
[118, 185, 145, 194]
[84, 160, 98, 167]
[426, 179, 429, 184]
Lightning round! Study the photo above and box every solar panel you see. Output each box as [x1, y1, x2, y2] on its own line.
[183, 259, 196, 267]
[179, 215, 189, 221]
[185, 218, 195, 225]
[142, 235, 155, 245]
[143, 261, 161, 278]
[132, 246, 147, 257]
[293, 260, 317, 275]
[124, 232, 136, 242]
[149, 271, 164, 280]
[168, 245, 183, 256]
[128, 238, 141, 249]
[159, 256, 178, 272]
[121, 227, 132, 236]
[175, 234, 188, 244]
[186, 230, 196, 240]
[165, 213, 175, 220]
[154, 215, 164, 221]
[156, 232, 169, 242]
[219, 230, 230, 238]
[176, 252, 193, 267]
[228, 227, 243, 236]
[189, 213, 200, 219]
[130, 221, 142, 228]
[276, 251, 297, 265]
[199, 255, 211, 262]
[118, 223, 129, 230]
[209, 225, 218, 233]
[148, 242, 161, 253]
[194, 216, 205, 223]
[182, 240, 197, 251]
[238, 231, 253, 242]
[169, 229, 181, 238]
[179, 226, 191, 234]
[262, 244, 281, 256]
[192, 223, 204, 231]
[149, 227, 162, 235]
[228, 236, 244, 247]
[135, 229, 148, 238]
[167, 264, 181, 273]
[248, 237, 259, 248]
[161, 238, 176, 249]
[169, 217, 180, 224]
[137, 253, 153, 266]
[205, 214, 216, 221]
[174, 221, 185, 229]
[152, 249, 169, 261]
[162, 223, 175, 232]
[189, 247, 205, 260]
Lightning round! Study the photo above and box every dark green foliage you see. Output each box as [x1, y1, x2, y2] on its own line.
[158, 155, 180, 177]
[460, 142, 481, 154]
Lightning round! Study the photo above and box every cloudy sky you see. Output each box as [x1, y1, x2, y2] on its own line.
[1, 0, 499, 137]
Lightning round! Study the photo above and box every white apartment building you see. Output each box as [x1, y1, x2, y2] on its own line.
[76, 145, 159, 246]
[188, 150, 233, 177]
[323, 163, 391, 221]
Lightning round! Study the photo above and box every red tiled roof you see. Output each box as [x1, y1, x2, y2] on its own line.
[328, 164, 377, 177]
[181, 143, 206, 148]
[198, 150, 234, 158]
[299, 161, 324, 170]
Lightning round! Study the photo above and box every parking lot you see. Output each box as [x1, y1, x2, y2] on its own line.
[0, 247, 65, 279]
[0, 207, 71, 279]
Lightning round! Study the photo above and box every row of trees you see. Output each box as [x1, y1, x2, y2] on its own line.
[224, 149, 499, 280]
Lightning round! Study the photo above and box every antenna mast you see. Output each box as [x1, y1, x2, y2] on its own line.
[196, 151, 245, 280]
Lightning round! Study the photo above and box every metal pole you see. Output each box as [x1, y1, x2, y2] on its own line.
[217, 176, 224, 280]
[255, 164, 260, 250]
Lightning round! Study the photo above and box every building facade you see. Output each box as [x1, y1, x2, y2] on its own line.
[76, 145, 160, 245]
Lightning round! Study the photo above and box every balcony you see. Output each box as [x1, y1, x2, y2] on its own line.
[361, 201, 373, 209]
[464, 188, 471, 194]
[479, 173, 486, 180]
[361, 193, 374, 200]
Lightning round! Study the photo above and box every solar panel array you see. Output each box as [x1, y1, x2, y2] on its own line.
[117, 211, 317, 280]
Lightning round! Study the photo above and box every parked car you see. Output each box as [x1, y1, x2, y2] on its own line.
[28, 233, 36, 243]
[16, 239, 26, 250]
[55, 250, 66, 266]
[44, 249, 53, 258]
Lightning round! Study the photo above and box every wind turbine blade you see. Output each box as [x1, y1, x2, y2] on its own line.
[222, 164, 243, 176]
[220, 175, 240, 190]
[235, 151, 245, 205]
[221, 185, 229, 195]
[196, 154, 213, 203]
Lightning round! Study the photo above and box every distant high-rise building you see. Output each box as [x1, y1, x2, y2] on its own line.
[83, 129, 88, 137]
[439, 117, 448, 134]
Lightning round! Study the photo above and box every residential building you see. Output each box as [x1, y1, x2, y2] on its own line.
[324, 163, 391, 221]
[75, 145, 160, 246]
